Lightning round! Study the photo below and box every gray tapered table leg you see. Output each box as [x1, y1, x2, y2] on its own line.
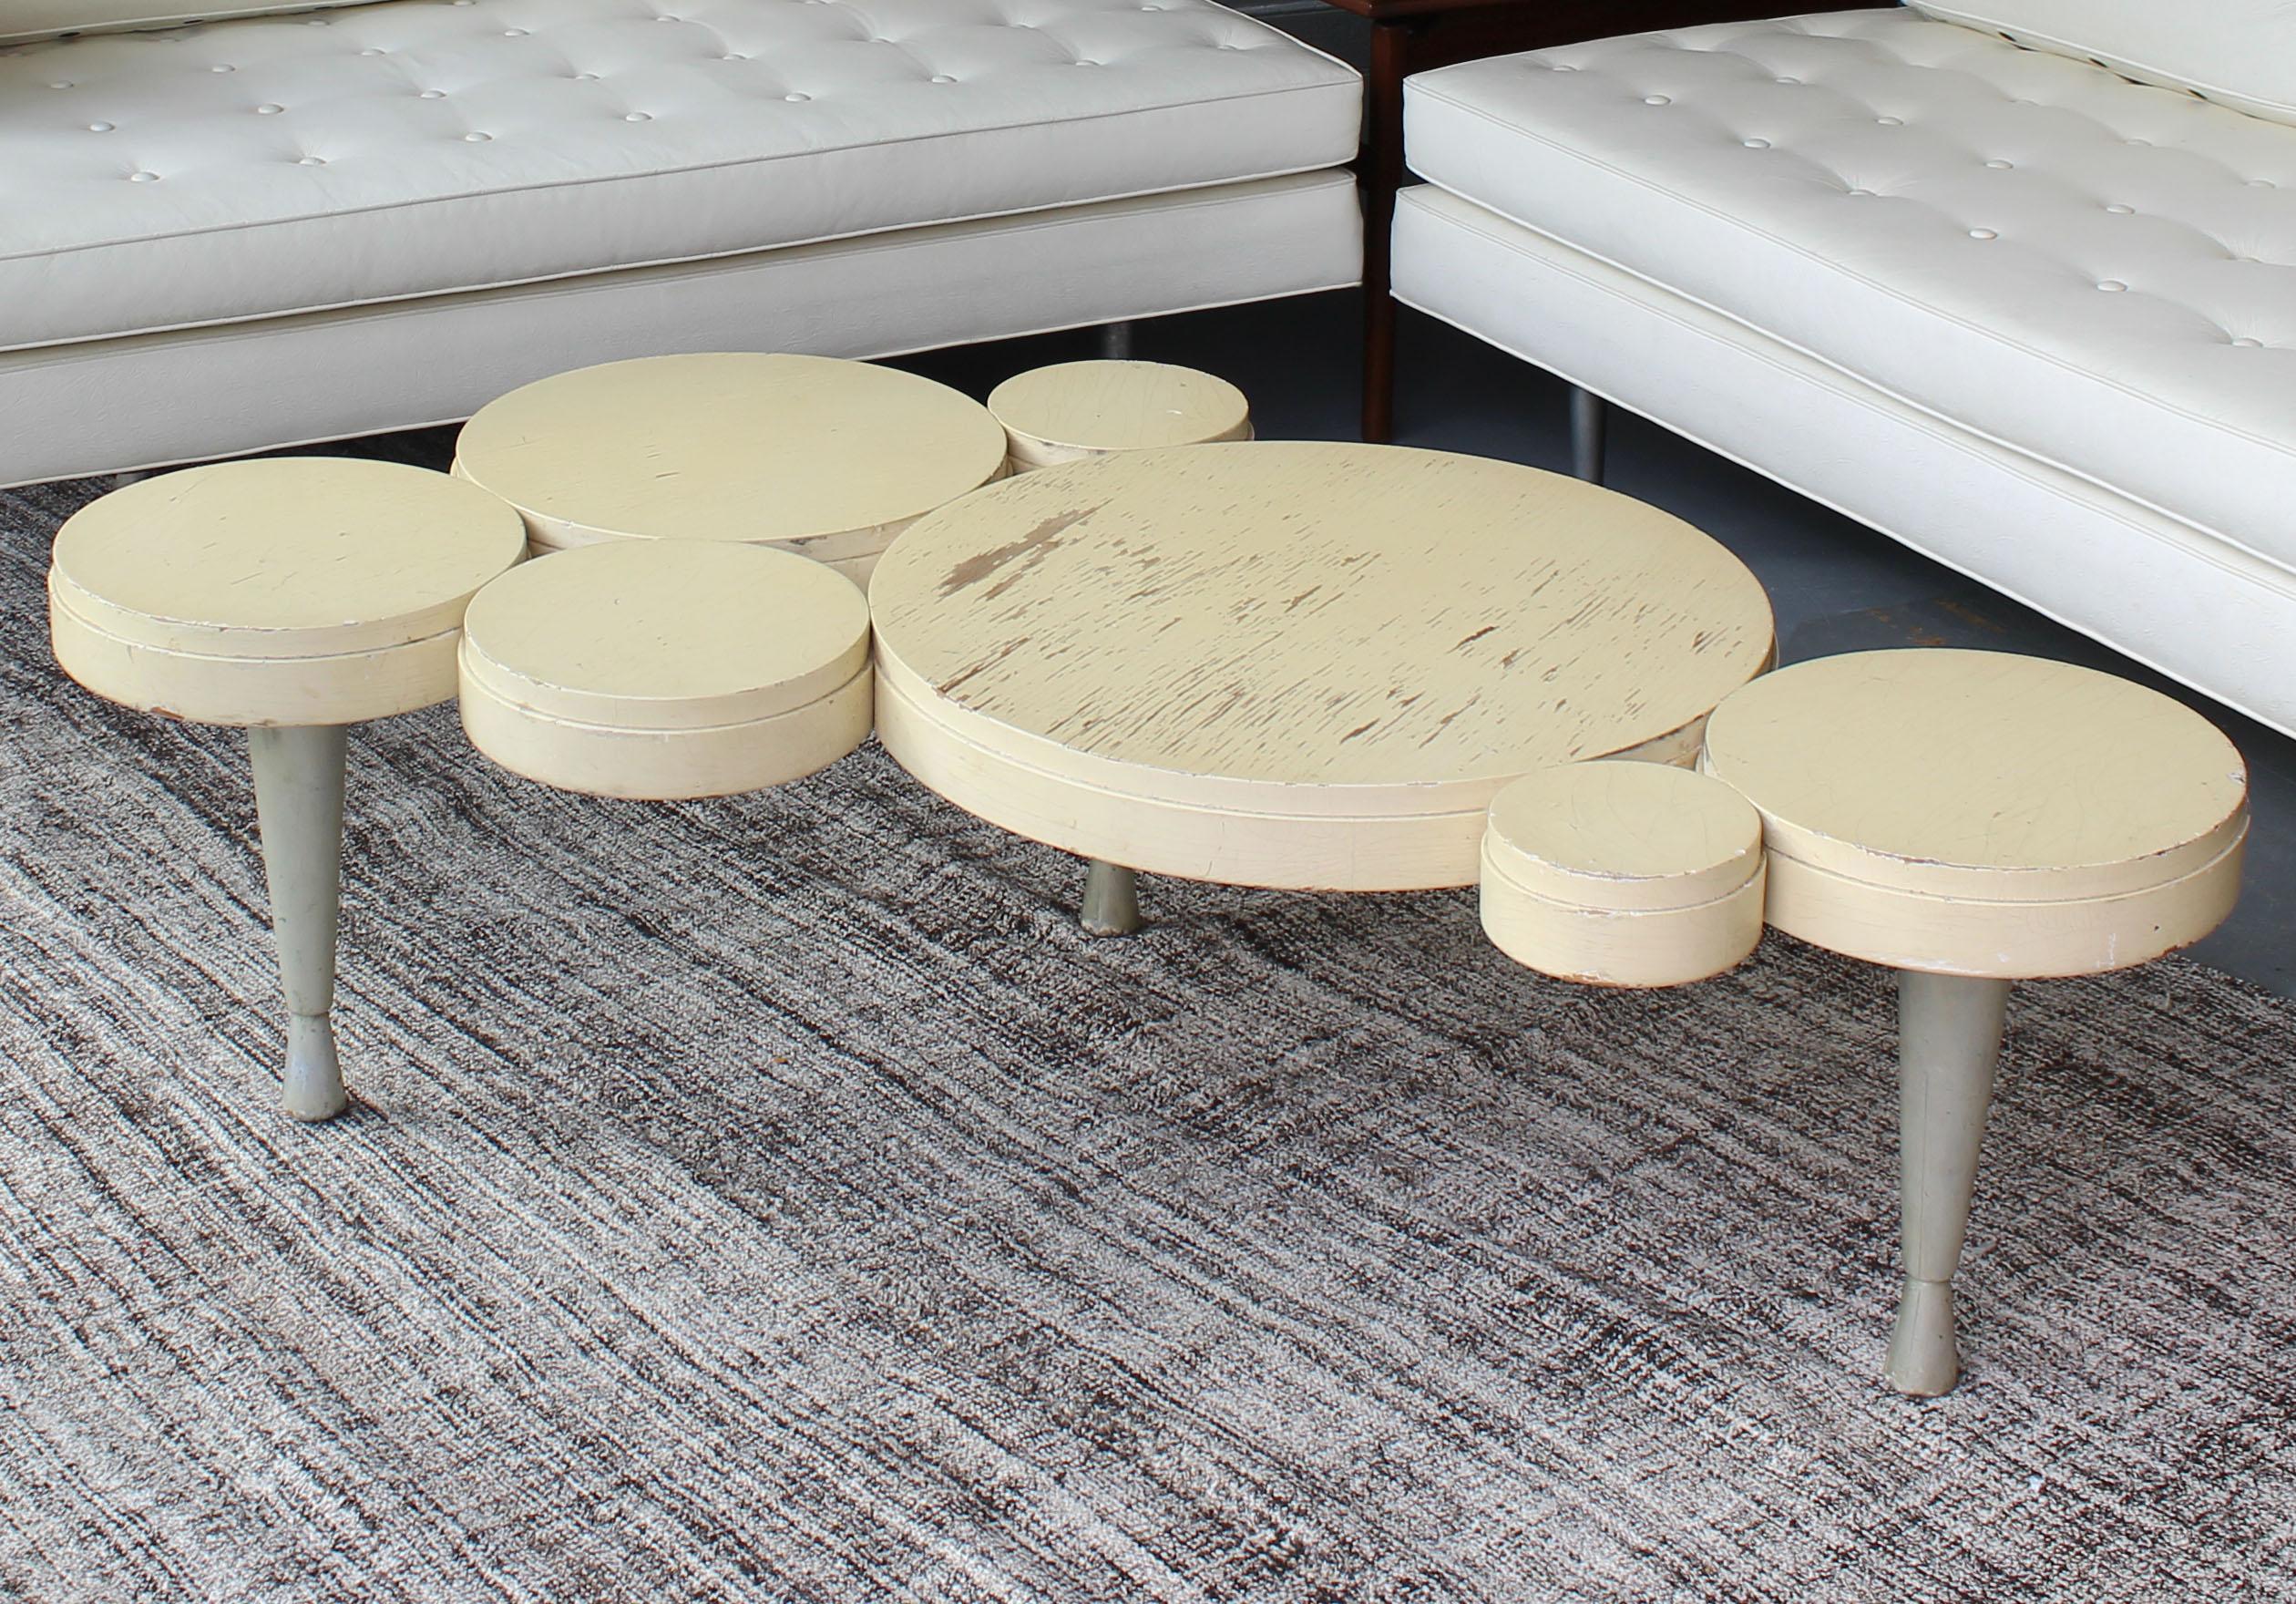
[1081, 860, 1143, 937]
[1886, 968, 2011, 1395]
[1570, 386, 1607, 485]
[1100, 321, 1136, 362]
[250, 724, 351, 1121]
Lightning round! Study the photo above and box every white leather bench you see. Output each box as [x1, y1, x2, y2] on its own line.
[0, 0, 1360, 484]
[1391, 4, 2296, 735]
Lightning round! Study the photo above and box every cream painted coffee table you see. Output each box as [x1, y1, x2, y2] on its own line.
[869, 442, 1775, 916]
[453, 354, 1010, 584]
[1701, 649, 2248, 1394]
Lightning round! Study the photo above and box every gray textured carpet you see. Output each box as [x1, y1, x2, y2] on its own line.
[3, 460, 2293, 1603]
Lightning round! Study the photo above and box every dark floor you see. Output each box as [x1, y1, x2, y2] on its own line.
[890, 290, 2293, 999]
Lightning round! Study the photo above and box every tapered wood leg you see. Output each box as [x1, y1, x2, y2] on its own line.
[1886, 969, 2010, 1395]
[1081, 861, 1143, 937]
[1358, 18, 1408, 445]
[1100, 322, 1135, 362]
[250, 724, 351, 1121]
[1570, 387, 1608, 485]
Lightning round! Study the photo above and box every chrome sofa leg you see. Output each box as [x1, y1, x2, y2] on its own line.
[1570, 386, 1607, 485]
[1100, 322, 1136, 362]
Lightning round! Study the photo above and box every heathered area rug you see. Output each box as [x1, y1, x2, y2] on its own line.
[2, 465, 2292, 1604]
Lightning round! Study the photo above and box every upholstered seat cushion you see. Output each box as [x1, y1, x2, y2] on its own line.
[0, 0, 1358, 350]
[1405, 8, 2296, 568]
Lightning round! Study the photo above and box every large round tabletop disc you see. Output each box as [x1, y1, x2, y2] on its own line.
[453, 354, 1009, 579]
[48, 458, 527, 725]
[870, 442, 1775, 890]
[459, 540, 873, 800]
[1700, 648, 2249, 976]
[988, 360, 1252, 468]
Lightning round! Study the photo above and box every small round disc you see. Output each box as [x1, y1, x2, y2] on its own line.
[1486, 760, 1763, 912]
[988, 360, 1252, 466]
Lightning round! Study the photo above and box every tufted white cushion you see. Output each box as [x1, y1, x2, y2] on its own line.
[0, 4, 363, 47]
[1406, 8, 2296, 568]
[1911, 2, 2296, 130]
[0, 0, 1358, 349]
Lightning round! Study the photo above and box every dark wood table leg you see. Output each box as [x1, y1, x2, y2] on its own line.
[1359, 17, 1409, 444]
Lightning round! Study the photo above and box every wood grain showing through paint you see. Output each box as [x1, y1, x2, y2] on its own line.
[873, 442, 1775, 799]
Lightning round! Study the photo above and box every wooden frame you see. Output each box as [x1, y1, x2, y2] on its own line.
[1329, 0, 1881, 441]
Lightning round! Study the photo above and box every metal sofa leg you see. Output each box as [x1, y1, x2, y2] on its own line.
[1570, 386, 1607, 485]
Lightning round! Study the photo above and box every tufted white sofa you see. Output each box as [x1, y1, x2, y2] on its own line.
[1390, 5, 2296, 735]
[0, 0, 1360, 485]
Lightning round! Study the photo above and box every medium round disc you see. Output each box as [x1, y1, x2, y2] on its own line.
[1700, 649, 2249, 975]
[454, 354, 1008, 565]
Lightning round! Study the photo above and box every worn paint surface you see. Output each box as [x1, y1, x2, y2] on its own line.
[989, 360, 1253, 467]
[455, 354, 1007, 552]
[874, 442, 1775, 796]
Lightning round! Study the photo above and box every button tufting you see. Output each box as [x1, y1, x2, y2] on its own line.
[464, 132, 492, 142]
[128, 170, 158, 182]
[574, 72, 600, 80]
[297, 156, 324, 166]
[2250, 180, 2278, 190]
[210, 63, 233, 72]
[1845, 187, 1874, 197]
[2232, 338, 2263, 348]
[784, 92, 810, 102]
[2097, 280, 2127, 292]
[361, 47, 384, 57]
[930, 74, 956, 83]
[1742, 139, 1770, 149]
[1876, 116, 1902, 126]
[420, 88, 445, 98]
[1983, 159, 2013, 170]
[1968, 228, 1996, 240]
[1775, 76, 1799, 84]
[2105, 203, 2135, 214]
[624, 111, 651, 121]
[2127, 138, 2151, 148]
[87, 121, 114, 132]
[47, 80, 70, 89]
[1644, 95, 1670, 106]
[721, 54, 746, 62]
[504, 27, 528, 36]
[255, 103, 283, 115]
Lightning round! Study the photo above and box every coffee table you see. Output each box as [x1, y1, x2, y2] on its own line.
[869, 442, 1773, 906]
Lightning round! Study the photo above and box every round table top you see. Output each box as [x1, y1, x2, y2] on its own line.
[1486, 761, 1763, 911]
[987, 360, 1251, 461]
[461, 540, 870, 733]
[1701, 649, 2248, 905]
[50, 458, 526, 659]
[453, 354, 1009, 551]
[870, 442, 1773, 885]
